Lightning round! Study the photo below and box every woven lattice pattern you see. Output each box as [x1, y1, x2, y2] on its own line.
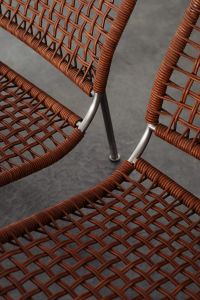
[146, 0, 200, 159]
[0, 160, 199, 299]
[0, 61, 83, 186]
[0, 0, 136, 94]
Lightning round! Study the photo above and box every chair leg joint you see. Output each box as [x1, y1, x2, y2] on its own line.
[128, 124, 156, 164]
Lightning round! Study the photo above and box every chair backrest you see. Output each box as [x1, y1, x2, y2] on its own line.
[146, 0, 200, 160]
[0, 0, 136, 95]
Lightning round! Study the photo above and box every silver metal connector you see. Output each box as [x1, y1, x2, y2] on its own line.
[77, 92, 101, 132]
[128, 123, 156, 164]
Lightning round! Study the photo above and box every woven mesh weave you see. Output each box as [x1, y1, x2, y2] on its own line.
[0, 159, 199, 299]
[146, 0, 200, 159]
[0, 61, 83, 186]
[0, 0, 137, 184]
[0, 0, 136, 94]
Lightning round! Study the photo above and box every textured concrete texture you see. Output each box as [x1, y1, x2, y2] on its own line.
[0, 0, 199, 228]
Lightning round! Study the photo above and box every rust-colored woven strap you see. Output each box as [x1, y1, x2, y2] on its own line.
[0, 159, 199, 299]
[0, 0, 136, 95]
[146, 0, 200, 160]
[0, 61, 83, 186]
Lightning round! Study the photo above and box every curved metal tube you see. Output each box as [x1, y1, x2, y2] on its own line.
[77, 92, 156, 163]
[128, 123, 156, 164]
[77, 92, 101, 132]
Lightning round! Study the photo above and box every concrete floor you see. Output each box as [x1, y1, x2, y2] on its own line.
[0, 0, 199, 228]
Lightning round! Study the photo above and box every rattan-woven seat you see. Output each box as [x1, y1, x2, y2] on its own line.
[0, 159, 199, 299]
[0, 62, 83, 186]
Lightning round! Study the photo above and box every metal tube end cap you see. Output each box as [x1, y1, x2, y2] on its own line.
[109, 153, 121, 162]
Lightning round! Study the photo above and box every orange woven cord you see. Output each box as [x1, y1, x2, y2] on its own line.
[0, 159, 199, 299]
[146, 0, 200, 159]
[0, 61, 84, 186]
[0, 0, 136, 95]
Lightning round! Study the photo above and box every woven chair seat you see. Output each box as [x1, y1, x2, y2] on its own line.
[0, 159, 199, 299]
[0, 62, 83, 186]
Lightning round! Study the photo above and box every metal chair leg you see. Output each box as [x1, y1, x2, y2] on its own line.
[101, 93, 120, 162]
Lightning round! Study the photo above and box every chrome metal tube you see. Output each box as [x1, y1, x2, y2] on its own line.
[77, 92, 101, 132]
[128, 124, 156, 163]
[101, 93, 120, 162]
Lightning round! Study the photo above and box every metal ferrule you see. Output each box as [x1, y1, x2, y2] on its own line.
[128, 123, 156, 164]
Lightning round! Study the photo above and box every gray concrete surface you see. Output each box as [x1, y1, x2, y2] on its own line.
[0, 0, 199, 228]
